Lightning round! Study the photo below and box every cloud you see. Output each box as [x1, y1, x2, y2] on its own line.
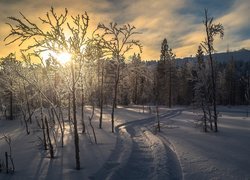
[214, 0, 250, 52]
[116, 0, 199, 59]
[0, 0, 249, 60]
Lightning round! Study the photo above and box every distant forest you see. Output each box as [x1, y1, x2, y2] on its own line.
[146, 48, 250, 106]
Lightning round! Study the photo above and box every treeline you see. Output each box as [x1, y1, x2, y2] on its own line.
[1, 47, 249, 119]
[147, 51, 250, 106]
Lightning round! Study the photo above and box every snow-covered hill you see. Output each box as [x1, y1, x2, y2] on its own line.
[177, 48, 250, 66]
[146, 48, 250, 65]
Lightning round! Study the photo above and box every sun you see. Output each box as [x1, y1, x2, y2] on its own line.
[41, 50, 71, 65]
[56, 52, 71, 64]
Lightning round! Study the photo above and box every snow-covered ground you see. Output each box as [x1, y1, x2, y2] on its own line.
[0, 106, 157, 180]
[0, 106, 250, 180]
[159, 106, 250, 180]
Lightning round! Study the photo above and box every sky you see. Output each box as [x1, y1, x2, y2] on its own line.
[0, 0, 249, 60]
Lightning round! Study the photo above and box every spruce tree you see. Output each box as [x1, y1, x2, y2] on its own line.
[156, 38, 175, 107]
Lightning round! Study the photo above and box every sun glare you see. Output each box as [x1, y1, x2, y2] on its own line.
[56, 52, 71, 64]
[41, 51, 71, 65]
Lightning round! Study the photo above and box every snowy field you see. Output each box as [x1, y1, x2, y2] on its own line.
[0, 106, 250, 180]
[159, 106, 250, 180]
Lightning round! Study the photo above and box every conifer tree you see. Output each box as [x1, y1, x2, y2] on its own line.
[156, 38, 175, 107]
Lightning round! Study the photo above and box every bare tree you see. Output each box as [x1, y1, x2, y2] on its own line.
[92, 23, 142, 133]
[5, 7, 89, 170]
[201, 9, 224, 132]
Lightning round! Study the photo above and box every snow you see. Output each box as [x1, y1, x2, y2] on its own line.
[0, 106, 250, 180]
[159, 107, 250, 180]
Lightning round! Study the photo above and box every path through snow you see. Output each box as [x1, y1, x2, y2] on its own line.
[91, 109, 183, 180]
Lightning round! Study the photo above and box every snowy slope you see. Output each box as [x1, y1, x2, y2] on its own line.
[0, 106, 156, 180]
[159, 107, 250, 180]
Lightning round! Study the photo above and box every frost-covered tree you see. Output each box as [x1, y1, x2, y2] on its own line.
[5, 7, 89, 170]
[126, 53, 144, 104]
[0, 53, 21, 120]
[193, 46, 213, 132]
[242, 71, 250, 116]
[92, 23, 142, 133]
[85, 43, 106, 129]
[201, 9, 224, 132]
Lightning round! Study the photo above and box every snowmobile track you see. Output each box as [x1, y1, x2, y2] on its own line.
[90, 109, 183, 180]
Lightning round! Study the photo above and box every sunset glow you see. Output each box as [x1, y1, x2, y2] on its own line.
[41, 51, 71, 64]
[56, 52, 71, 64]
[0, 0, 250, 60]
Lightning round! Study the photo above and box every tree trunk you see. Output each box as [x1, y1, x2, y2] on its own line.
[111, 63, 120, 133]
[5, 152, 8, 173]
[58, 99, 65, 129]
[205, 10, 218, 132]
[201, 101, 207, 132]
[40, 93, 47, 150]
[89, 105, 97, 144]
[41, 113, 47, 150]
[111, 76, 119, 133]
[45, 116, 54, 158]
[23, 83, 32, 124]
[51, 107, 64, 147]
[169, 62, 172, 108]
[71, 61, 80, 170]
[133, 75, 138, 104]
[21, 109, 30, 135]
[156, 105, 160, 132]
[68, 93, 71, 122]
[81, 80, 85, 134]
[208, 105, 213, 131]
[99, 65, 104, 129]
[9, 90, 13, 120]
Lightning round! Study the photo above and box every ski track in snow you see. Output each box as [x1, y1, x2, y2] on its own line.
[90, 109, 183, 180]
